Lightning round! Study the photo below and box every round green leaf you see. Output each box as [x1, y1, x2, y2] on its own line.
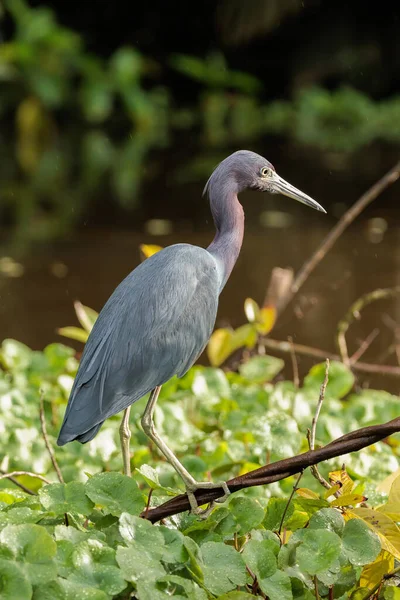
[201, 541, 247, 596]
[258, 569, 292, 600]
[296, 529, 342, 575]
[342, 518, 381, 566]
[242, 539, 277, 580]
[39, 482, 94, 515]
[85, 472, 145, 516]
[239, 355, 284, 383]
[309, 508, 345, 537]
[228, 497, 265, 534]
[119, 513, 165, 557]
[0, 558, 32, 600]
[304, 361, 354, 399]
[116, 544, 166, 583]
[0, 523, 57, 585]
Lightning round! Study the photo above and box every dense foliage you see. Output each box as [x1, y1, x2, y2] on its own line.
[3, 0, 400, 244]
[0, 336, 399, 599]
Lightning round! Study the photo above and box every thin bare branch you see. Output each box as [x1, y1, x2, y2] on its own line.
[0, 471, 51, 485]
[40, 395, 64, 484]
[142, 416, 400, 522]
[279, 160, 400, 313]
[308, 359, 331, 490]
[349, 328, 379, 364]
[337, 287, 400, 364]
[0, 470, 36, 495]
[261, 337, 400, 377]
[278, 470, 303, 535]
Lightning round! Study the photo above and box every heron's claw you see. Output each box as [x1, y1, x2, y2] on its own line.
[185, 480, 230, 518]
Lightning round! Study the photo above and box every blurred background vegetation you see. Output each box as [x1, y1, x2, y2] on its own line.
[2, 0, 400, 363]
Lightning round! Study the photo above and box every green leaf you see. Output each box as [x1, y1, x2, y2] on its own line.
[239, 355, 284, 383]
[296, 529, 342, 575]
[0, 523, 57, 585]
[69, 540, 127, 597]
[342, 518, 381, 565]
[58, 578, 108, 600]
[116, 544, 166, 583]
[384, 588, 400, 599]
[259, 569, 293, 600]
[85, 472, 145, 516]
[39, 482, 94, 515]
[264, 497, 294, 530]
[216, 593, 260, 600]
[33, 580, 66, 600]
[0, 558, 32, 600]
[201, 541, 247, 595]
[228, 497, 265, 534]
[308, 508, 345, 536]
[57, 327, 88, 344]
[1, 339, 32, 371]
[242, 539, 277, 580]
[119, 513, 165, 557]
[304, 360, 354, 398]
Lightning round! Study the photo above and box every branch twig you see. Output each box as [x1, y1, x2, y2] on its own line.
[337, 288, 400, 365]
[0, 470, 36, 495]
[40, 395, 64, 484]
[349, 328, 380, 364]
[278, 470, 303, 535]
[307, 359, 331, 490]
[260, 338, 400, 377]
[279, 160, 400, 313]
[0, 471, 51, 485]
[359, 564, 400, 600]
[142, 416, 400, 522]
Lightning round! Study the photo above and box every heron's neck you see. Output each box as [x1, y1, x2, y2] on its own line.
[207, 184, 244, 291]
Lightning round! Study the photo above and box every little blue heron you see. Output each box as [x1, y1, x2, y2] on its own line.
[57, 150, 325, 513]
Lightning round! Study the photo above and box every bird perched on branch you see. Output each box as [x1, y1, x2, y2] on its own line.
[57, 150, 325, 514]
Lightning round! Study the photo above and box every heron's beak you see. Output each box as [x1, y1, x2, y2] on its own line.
[273, 174, 326, 213]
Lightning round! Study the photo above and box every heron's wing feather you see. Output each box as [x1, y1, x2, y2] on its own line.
[57, 244, 220, 444]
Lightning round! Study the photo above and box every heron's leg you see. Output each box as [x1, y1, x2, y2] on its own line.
[141, 387, 230, 515]
[120, 406, 132, 477]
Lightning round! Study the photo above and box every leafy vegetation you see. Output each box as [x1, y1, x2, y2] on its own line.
[0, 332, 400, 598]
[3, 0, 400, 244]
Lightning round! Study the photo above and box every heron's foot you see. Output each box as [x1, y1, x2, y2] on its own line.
[185, 480, 230, 518]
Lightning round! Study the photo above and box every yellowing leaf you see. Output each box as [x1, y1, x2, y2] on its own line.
[377, 468, 400, 495]
[256, 306, 277, 335]
[388, 472, 400, 506]
[296, 488, 320, 499]
[360, 550, 394, 589]
[350, 508, 400, 560]
[323, 484, 341, 499]
[139, 244, 163, 261]
[57, 326, 89, 344]
[207, 329, 234, 367]
[377, 503, 400, 522]
[74, 301, 98, 333]
[330, 493, 366, 508]
[244, 298, 260, 323]
[329, 469, 355, 495]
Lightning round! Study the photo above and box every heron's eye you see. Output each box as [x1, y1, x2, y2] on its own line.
[260, 167, 273, 178]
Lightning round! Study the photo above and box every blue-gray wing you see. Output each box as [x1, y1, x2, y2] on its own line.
[57, 244, 220, 445]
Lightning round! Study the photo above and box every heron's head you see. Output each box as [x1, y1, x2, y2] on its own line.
[204, 150, 326, 213]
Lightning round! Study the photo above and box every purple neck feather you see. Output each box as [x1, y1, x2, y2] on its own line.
[206, 178, 245, 291]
